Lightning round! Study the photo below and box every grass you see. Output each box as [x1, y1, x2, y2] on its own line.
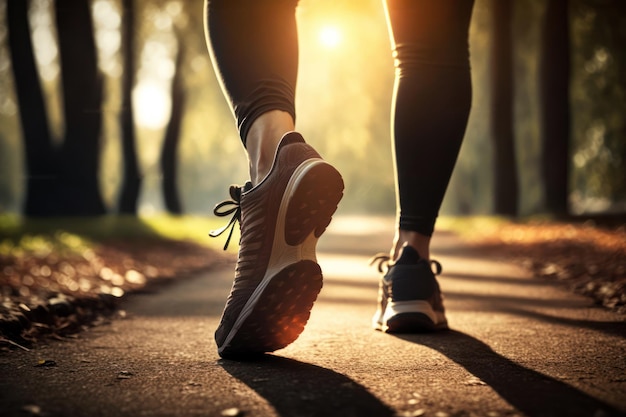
[1, 212, 605, 259]
[0, 214, 240, 257]
[435, 215, 513, 239]
[3, 214, 507, 258]
[435, 214, 580, 240]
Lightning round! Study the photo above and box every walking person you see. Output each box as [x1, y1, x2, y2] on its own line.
[205, 0, 474, 359]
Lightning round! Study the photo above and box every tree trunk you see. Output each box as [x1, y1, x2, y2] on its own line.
[6, 0, 58, 216]
[117, 0, 142, 214]
[54, 0, 106, 215]
[160, 36, 185, 215]
[539, 0, 571, 215]
[490, 0, 518, 216]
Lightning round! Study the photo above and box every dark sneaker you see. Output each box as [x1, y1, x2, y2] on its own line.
[210, 132, 344, 358]
[371, 245, 448, 332]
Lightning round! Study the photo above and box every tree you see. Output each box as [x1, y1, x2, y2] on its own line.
[7, 0, 56, 215]
[118, 0, 142, 214]
[54, 0, 106, 215]
[160, 32, 186, 215]
[539, 0, 571, 215]
[490, 0, 519, 216]
[8, 0, 107, 216]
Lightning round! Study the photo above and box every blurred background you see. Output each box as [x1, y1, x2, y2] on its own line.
[0, 0, 625, 219]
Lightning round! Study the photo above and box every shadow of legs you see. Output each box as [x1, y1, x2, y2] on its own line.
[394, 330, 623, 417]
[220, 355, 394, 417]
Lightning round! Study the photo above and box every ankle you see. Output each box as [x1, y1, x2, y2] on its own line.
[391, 230, 431, 261]
[245, 110, 294, 185]
[249, 144, 279, 185]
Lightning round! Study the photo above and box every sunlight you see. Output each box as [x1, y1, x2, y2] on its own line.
[93, 0, 121, 77]
[319, 25, 342, 49]
[29, 0, 59, 81]
[133, 81, 171, 129]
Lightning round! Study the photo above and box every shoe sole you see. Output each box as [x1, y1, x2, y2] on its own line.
[376, 300, 448, 333]
[219, 159, 344, 358]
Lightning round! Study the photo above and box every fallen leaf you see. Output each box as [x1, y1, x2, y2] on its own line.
[464, 377, 486, 386]
[21, 405, 42, 416]
[221, 407, 243, 417]
[35, 359, 57, 367]
[397, 410, 425, 417]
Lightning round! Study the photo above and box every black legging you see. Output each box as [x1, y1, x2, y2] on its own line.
[205, 0, 474, 237]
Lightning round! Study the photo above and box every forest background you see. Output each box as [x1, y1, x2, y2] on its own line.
[0, 0, 624, 219]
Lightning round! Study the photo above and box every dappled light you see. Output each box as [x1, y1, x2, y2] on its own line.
[93, 0, 122, 77]
[28, 0, 59, 81]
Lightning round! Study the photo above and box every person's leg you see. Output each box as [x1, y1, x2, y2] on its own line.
[373, 0, 474, 333]
[245, 110, 294, 184]
[205, 0, 343, 358]
[205, 0, 297, 185]
[385, 0, 474, 261]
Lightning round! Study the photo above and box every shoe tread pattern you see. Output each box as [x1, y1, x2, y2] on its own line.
[220, 260, 322, 358]
[285, 163, 344, 246]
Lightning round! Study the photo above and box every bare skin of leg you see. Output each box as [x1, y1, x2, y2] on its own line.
[245, 110, 295, 186]
[391, 229, 431, 262]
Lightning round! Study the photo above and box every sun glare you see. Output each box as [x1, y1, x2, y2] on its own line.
[319, 25, 342, 49]
[133, 81, 171, 129]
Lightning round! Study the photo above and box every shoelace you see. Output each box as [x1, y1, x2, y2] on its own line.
[369, 253, 442, 275]
[369, 253, 392, 273]
[209, 183, 251, 250]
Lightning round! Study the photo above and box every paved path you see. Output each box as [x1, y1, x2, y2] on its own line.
[1, 217, 625, 417]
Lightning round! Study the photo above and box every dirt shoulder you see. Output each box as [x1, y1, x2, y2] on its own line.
[461, 220, 626, 314]
[0, 238, 231, 350]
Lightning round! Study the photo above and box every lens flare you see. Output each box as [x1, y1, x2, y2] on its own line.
[319, 25, 342, 49]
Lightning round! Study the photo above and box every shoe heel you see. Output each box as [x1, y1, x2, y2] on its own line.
[221, 260, 323, 357]
[285, 162, 344, 245]
[385, 312, 437, 333]
[382, 300, 449, 333]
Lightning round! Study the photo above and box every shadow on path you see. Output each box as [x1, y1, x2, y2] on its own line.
[395, 331, 624, 417]
[502, 307, 626, 340]
[220, 355, 394, 417]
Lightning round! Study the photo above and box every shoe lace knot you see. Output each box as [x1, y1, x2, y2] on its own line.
[369, 253, 391, 273]
[369, 253, 443, 275]
[209, 183, 251, 250]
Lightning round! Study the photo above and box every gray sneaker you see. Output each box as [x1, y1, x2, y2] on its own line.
[210, 132, 344, 358]
[371, 245, 448, 332]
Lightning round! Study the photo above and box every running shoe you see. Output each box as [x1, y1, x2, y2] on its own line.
[371, 245, 448, 332]
[210, 132, 344, 358]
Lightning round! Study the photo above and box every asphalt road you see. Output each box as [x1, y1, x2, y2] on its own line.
[1, 216, 625, 417]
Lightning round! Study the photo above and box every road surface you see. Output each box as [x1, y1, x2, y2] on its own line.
[1, 216, 625, 417]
